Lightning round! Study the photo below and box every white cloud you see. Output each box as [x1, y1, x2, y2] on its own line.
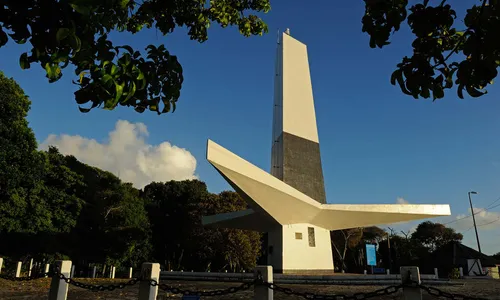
[396, 197, 409, 204]
[40, 120, 198, 188]
[448, 208, 500, 232]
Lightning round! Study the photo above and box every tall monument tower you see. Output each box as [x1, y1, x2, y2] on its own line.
[271, 29, 326, 204]
[201, 29, 450, 275]
[267, 30, 333, 273]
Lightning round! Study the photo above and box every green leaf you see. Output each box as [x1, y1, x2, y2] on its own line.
[56, 28, 71, 43]
[421, 88, 430, 99]
[117, 45, 134, 54]
[135, 106, 146, 113]
[102, 74, 115, 87]
[390, 70, 401, 85]
[457, 84, 465, 99]
[162, 99, 171, 113]
[122, 81, 136, 103]
[393, 69, 413, 96]
[119, 0, 130, 8]
[136, 72, 146, 90]
[466, 85, 486, 98]
[79, 71, 87, 84]
[0, 29, 8, 47]
[115, 82, 125, 103]
[110, 65, 119, 76]
[45, 63, 60, 79]
[78, 106, 91, 113]
[19, 53, 30, 69]
[70, 3, 91, 15]
[68, 34, 82, 52]
[432, 85, 444, 100]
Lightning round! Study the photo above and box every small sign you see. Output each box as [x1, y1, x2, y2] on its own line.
[366, 244, 377, 266]
[373, 267, 386, 274]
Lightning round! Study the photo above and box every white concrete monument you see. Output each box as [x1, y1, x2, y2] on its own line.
[202, 30, 451, 274]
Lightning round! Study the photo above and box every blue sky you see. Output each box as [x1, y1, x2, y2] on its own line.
[2, 1, 500, 254]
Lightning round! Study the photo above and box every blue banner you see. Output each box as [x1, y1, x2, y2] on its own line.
[366, 244, 377, 266]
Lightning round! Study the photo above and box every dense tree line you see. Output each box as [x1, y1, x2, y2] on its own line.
[0, 72, 261, 273]
[331, 221, 464, 274]
[0, 72, 475, 276]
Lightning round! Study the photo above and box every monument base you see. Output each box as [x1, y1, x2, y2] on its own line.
[267, 223, 334, 273]
[278, 269, 337, 275]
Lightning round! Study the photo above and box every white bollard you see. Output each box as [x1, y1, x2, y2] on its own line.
[129, 267, 133, 279]
[138, 263, 160, 300]
[0, 257, 3, 274]
[15, 261, 22, 277]
[459, 267, 464, 278]
[48, 260, 72, 300]
[364, 270, 367, 275]
[28, 258, 33, 277]
[387, 269, 390, 275]
[110, 266, 115, 279]
[92, 266, 97, 278]
[400, 266, 422, 300]
[254, 266, 273, 300]
[71, 265, 75, 278]
[45, 264, 50, 278]
[434, 268, 439, 278]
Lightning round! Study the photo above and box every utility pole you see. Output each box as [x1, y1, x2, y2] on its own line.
[387, 231, 392, 273]
[468, 191, 482, 254]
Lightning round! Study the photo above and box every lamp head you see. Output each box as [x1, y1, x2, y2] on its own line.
[469, 191, 478, 195]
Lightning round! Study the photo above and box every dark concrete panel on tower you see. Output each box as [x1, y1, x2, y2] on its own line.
[279, 132, 327, 204]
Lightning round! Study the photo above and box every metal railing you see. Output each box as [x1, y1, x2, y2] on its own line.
[0, 261, 492, 300]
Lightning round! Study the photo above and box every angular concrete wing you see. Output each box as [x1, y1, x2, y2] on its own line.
[204, 139, 451, 231]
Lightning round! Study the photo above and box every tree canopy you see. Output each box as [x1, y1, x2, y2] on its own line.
[0, 71, 48, 233]
[0, 74, 262, 273]
[331, 221, 465, 274]
[363, 0, 499, 100]
[1, 1, 498, 117]
[0, 0, 269, 114]
[143, 181, 261, 272]
[411, 221, 463, 251]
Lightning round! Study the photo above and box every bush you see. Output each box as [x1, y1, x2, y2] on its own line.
[449, 268, 460, 279]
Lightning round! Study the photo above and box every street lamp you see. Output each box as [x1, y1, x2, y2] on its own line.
[468, 191, 482, 254]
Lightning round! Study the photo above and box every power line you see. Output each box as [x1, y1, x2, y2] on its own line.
[477, 217, 500, 228]
[460, 217, 500, 234]
[463, 226, 474, 233]
[444, 196, 500, 225]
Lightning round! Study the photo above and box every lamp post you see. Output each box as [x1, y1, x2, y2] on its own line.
[468, 191, 482, 254]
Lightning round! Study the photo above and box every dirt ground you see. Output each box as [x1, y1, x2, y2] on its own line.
[1, 277, 500, 300]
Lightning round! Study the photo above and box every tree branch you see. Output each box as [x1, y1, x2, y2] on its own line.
[433, 0, 487, 68]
